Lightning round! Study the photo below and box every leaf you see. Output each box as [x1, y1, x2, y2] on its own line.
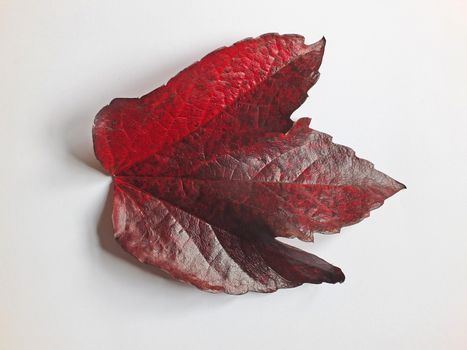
[93, 33, 405, 294]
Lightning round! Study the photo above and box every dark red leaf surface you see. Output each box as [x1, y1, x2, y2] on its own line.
[93, 34, 405, 294]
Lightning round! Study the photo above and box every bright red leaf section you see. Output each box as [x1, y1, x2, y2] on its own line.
[93, 34, 405, 294]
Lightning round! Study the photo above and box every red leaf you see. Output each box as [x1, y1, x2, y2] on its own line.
[93, 34, 405, 294]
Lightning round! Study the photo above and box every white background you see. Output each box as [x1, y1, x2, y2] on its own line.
[1, 0, 466, 349]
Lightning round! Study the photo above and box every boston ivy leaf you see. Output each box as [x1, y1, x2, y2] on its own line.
[93, 33, 405, 294]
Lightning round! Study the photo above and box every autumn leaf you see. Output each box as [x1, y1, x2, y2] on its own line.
[93, 33, 405, 294]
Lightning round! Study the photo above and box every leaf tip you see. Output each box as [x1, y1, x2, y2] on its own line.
[311, 36, 326, 52]
[320, 36, 326, 46]
[295, 117, 312, 127]
[332, 266, 345, 284]
[391, 179, 407, 193]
